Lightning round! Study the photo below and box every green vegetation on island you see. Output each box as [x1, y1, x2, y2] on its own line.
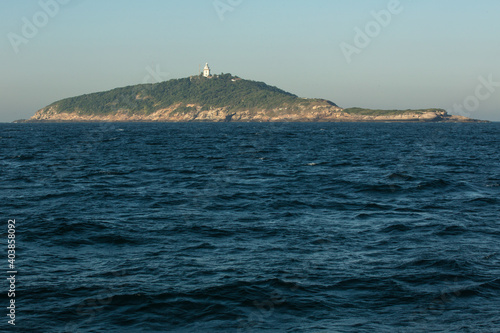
[342, 107, 447, 116]
[51, 74, 323, 116]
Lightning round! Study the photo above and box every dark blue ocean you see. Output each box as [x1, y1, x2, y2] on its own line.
[1, 122, 499, 332]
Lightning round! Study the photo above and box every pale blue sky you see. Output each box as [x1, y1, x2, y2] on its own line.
[1, 0, 499, 122]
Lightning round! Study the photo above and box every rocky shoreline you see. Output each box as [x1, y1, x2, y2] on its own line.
[19, 106, 484, 123]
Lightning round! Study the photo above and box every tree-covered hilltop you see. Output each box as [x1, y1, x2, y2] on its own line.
[49, 74, 331, 115]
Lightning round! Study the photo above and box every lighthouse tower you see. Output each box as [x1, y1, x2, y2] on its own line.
[203, 63, 211, 77]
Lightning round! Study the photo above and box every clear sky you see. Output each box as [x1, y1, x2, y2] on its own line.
[1, 0, 499, 122]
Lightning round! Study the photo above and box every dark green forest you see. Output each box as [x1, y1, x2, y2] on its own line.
[51, 74, 319, 115]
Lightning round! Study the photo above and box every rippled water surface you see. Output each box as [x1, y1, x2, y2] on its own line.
[1, 122, 499, 332]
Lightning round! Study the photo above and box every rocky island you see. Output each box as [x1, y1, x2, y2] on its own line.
[24, 73, 481, 123]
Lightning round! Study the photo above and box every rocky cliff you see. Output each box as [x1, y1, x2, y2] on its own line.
[29, 104, 476, 123]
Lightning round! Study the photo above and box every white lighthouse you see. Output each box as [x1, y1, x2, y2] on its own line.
[203, 63, 211, 77]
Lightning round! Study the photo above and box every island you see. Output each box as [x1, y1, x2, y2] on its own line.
[22, 72, 482, 123]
